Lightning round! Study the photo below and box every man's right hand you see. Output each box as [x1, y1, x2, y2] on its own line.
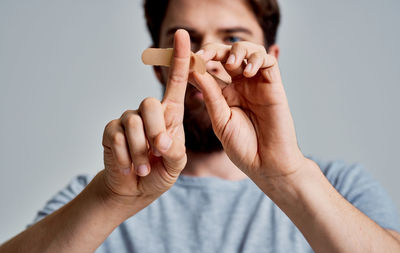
[101, 29, 190, 204]
[0, 30, 191, 253]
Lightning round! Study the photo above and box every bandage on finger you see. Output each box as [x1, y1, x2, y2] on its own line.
[142, 48, 206, 74]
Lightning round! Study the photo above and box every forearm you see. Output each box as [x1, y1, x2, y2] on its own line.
[0, 170, 153, 253]
[256, 158, 400, 253]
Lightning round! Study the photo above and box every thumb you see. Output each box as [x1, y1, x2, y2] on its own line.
[192, 72, 231, 136]
[153, 132, 187, 177]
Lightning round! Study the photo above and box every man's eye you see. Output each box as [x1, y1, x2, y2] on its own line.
[225, 36, 242, 44]
[190, 36, 202, 44]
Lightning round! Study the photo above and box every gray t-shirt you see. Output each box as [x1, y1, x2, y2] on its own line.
[30, 157, 400, 252]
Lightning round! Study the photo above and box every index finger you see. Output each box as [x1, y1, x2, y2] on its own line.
[162, 29, 191, 105]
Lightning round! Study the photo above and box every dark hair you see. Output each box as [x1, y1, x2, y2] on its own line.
[143, 0, 280, 48]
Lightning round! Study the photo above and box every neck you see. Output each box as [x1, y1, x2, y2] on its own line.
[181, 150, 248, 181]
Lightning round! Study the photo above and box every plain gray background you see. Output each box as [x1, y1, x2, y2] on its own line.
[1, 0, 399, 243]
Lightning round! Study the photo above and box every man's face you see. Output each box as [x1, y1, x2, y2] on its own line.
[157, 0, 265, 153]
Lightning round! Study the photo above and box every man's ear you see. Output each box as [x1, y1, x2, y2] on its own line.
[267, 44, 280, 60]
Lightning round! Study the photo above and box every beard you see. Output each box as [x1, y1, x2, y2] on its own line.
[183, 105, 224, 153]
[160, 73, 223, 153]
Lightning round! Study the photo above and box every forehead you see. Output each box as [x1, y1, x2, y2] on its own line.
[161, 0, 262, 34]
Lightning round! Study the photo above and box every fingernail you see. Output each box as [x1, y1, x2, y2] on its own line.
[196, 49, 204, 55]
[227, 54, 235, 65]
[159, 133, 172, 152]
[136, 164, 149, 177]
[244, 63, 253, 73]
[122, 167, 131, 175]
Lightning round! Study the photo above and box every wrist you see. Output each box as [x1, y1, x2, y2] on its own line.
[255, 158, 325, 205]
[89, 170, 156, 219]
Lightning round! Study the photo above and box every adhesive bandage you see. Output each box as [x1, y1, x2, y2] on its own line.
[141, 48, 206, 74]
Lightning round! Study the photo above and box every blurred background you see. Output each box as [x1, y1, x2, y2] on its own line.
[1, 0, 399, 242]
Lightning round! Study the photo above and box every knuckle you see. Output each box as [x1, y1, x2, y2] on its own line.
[132, 149, 147, 158]
[232, 42, 247, 54]
[111, 132, 126, 146]
[169, 142, 186, 161]
[252, 51, 264, 60]
[261, 46, 267, 53]
[232, 42, 265, 56]
[233, 41, 248, 48]
[201, 43, 231, 61]
[202, 42, 226, 50]
[125, 114, 142, 129]
[269, 54, 278, 65]
[131, 151, 148, 163]
[104, 119, 118, 131]
[202, 42, 216, 49]
[130, 143, 149, 157]
[116, 155, 130, 167]
[169, 72, 187, 84]
[120, 110, 134, 120]
[140, 97, 160, 111]
[201, 43, 216, 56]
[256, 44, 267, 53]
[103, 119, 120, 147]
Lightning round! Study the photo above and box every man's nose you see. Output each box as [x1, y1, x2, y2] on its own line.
[205, 61, 219, 74]
[205, 60, 232, 84]
[196, 37, 232, 83]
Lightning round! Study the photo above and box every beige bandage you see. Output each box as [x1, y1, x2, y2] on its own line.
[141, 48, 206, 74]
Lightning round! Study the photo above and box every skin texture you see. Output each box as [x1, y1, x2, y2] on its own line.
[1, 0, 400, 252]
[157, 0, 280, 179]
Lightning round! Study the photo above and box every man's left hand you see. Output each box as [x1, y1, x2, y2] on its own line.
[192, 42, 306, 183]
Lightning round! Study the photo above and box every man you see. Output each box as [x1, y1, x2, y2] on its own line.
[1, 0, 400, 252]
